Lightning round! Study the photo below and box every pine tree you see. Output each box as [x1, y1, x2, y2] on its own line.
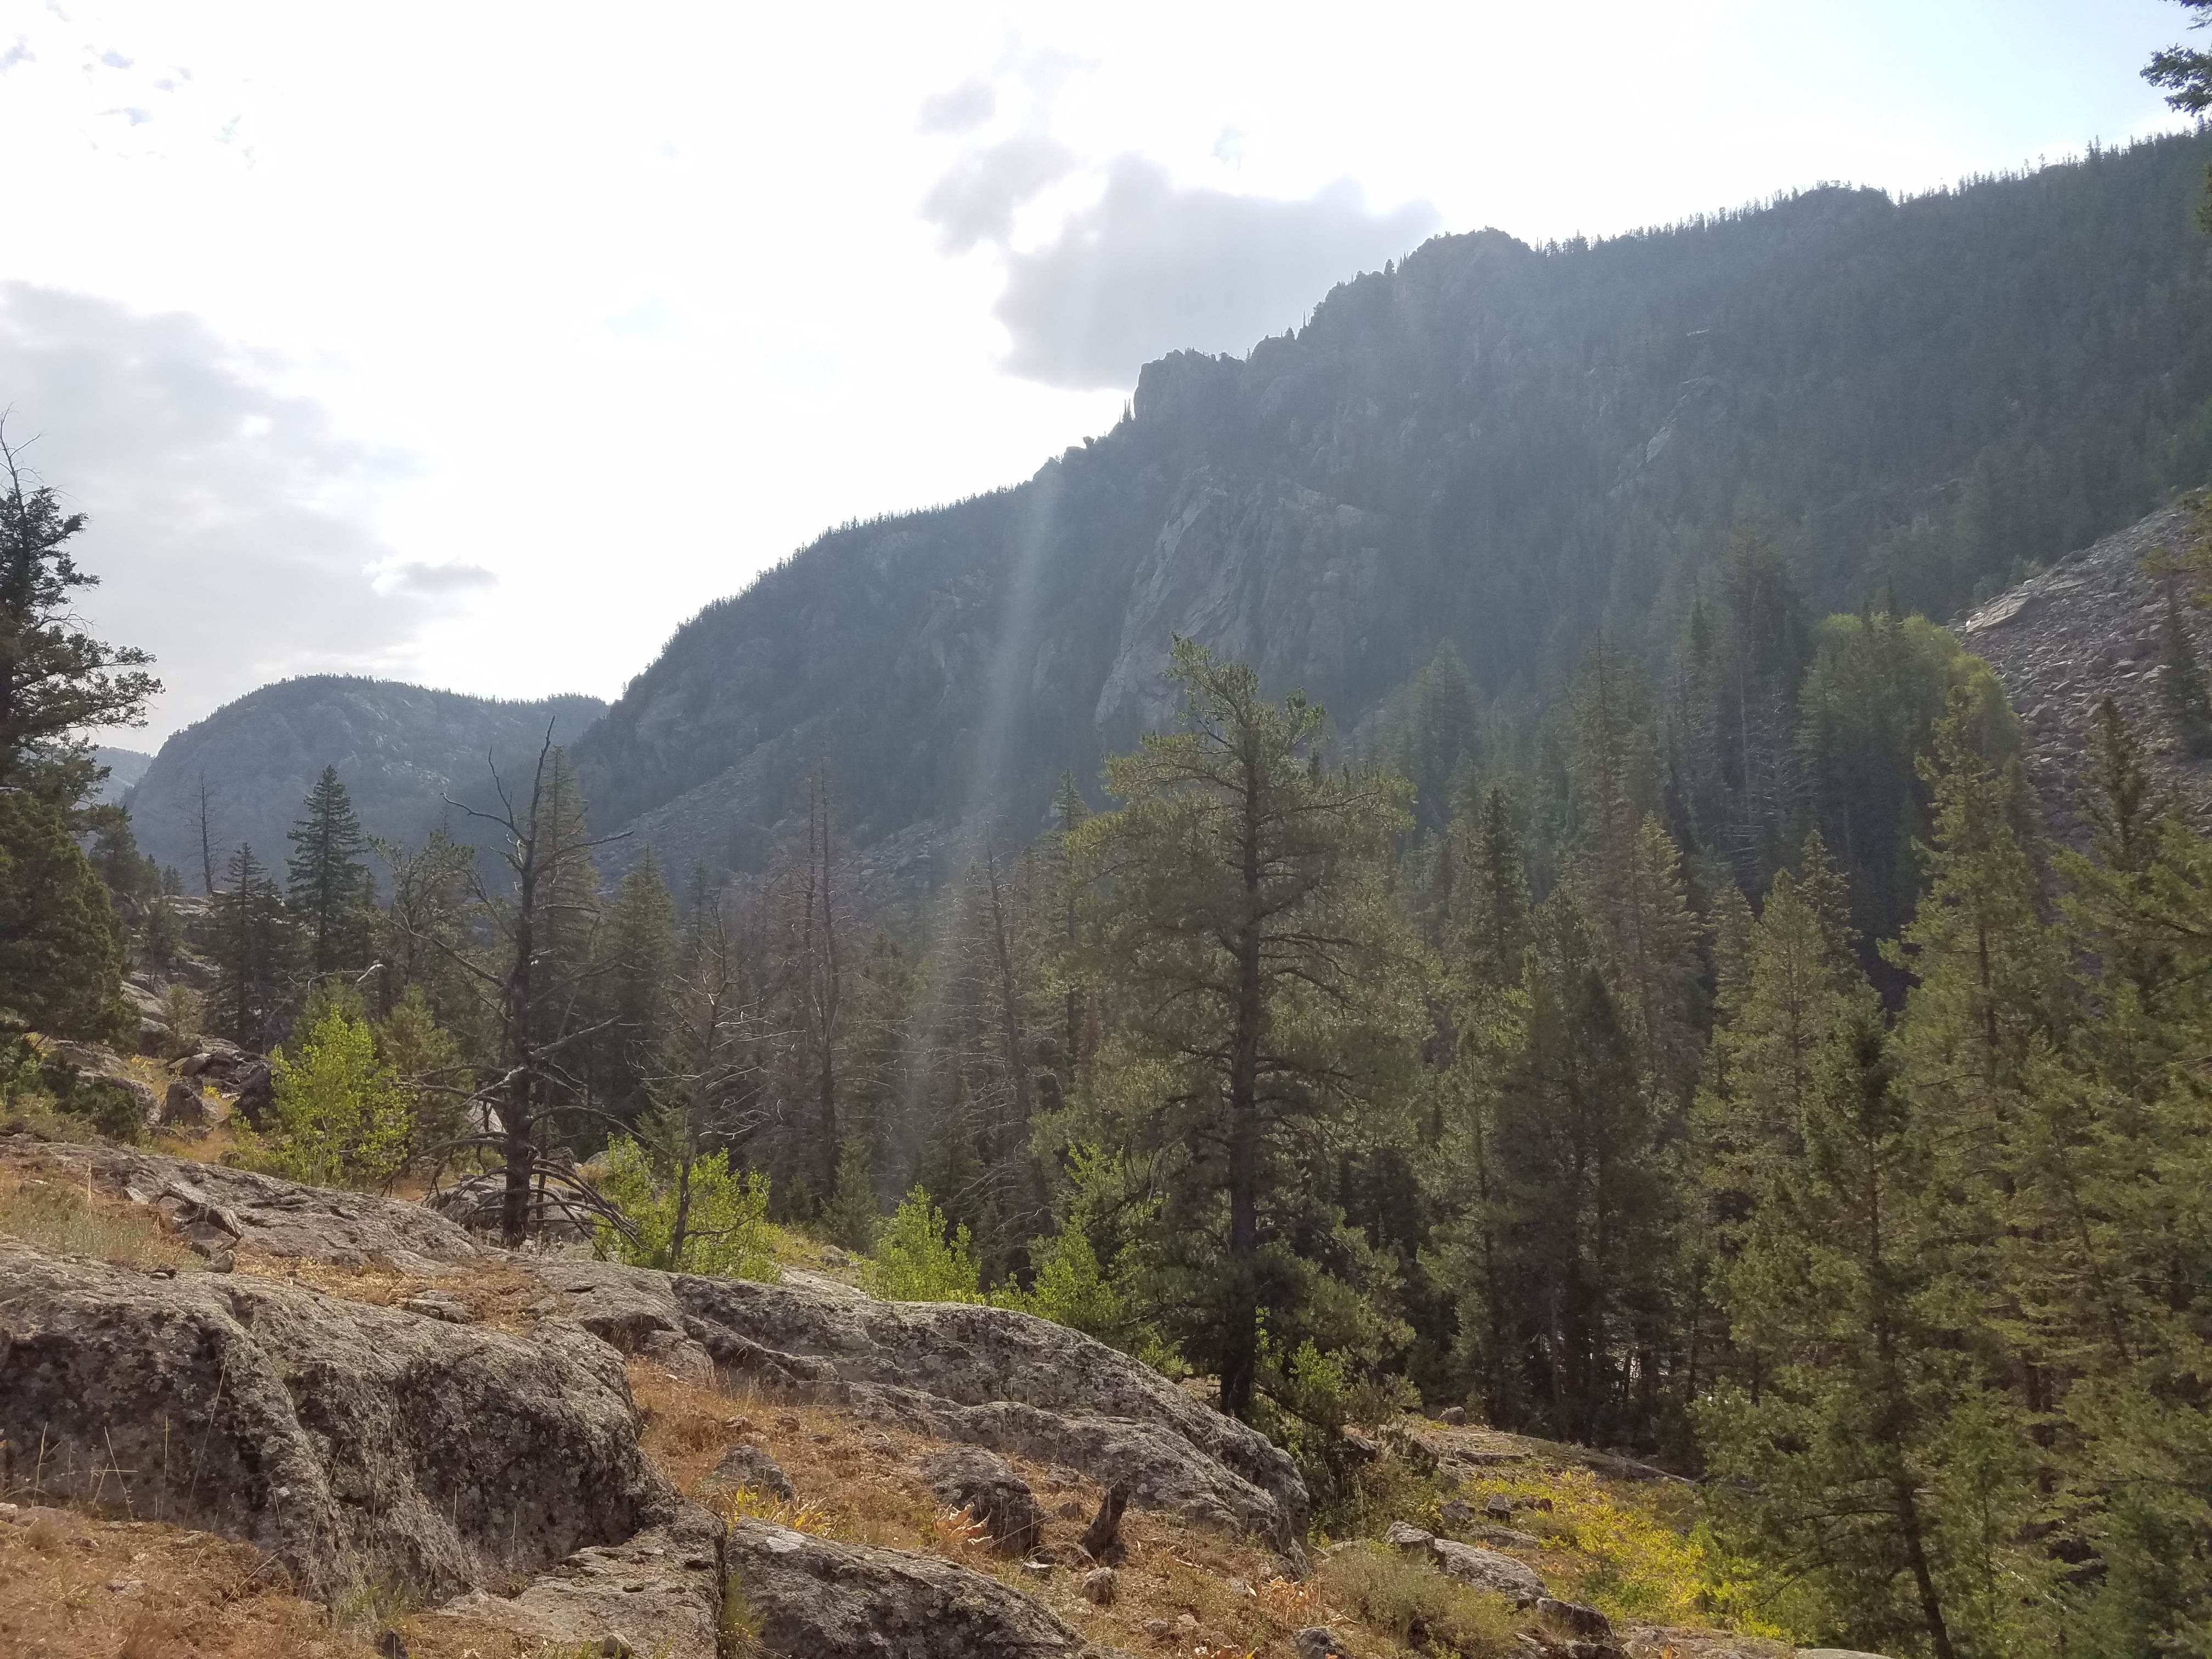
[286, 765, 374, 981]
[1704, 1006, 2033, 1659]
[0, 425, 159, 808]
[211, 844, 290, 1051]
[1588, 812, 1702, 1110]
[1070, 639, 1419, 1419]
[0, 789, 131, 1040]
[591, 849, 676, 1127]
[1487, 890, 1663, 1442]
[1455, 781, 1531, 993]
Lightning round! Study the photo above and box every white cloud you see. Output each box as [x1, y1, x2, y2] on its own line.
[994, 160, 1436, 389]
[0, 281, 434, 740]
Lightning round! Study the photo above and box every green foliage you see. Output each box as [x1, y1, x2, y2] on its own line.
[871, 1186, 981, 1303]
[991, 1201, 1125, 1341]
[1068, 637, 1419, 1418]
[821, 1136, 882, 1254]
[286, 765, 375, 979]
[269, 1005, 412, 1190]
[0, 431, 159, 807]
[0, 788, 130, 1041]
[592, 1135, 778, 1280]
[209, 842, 293, 1051]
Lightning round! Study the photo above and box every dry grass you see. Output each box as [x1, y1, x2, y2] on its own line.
[1314, 1543, 1518, 1658]
[0, 1504, 380, 1659]
[0, 1166, 196, 1273]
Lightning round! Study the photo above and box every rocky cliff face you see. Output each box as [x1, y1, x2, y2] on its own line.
[567, 133, 2212, 881]
[127, 677, 605, 885]
[1959, 504, 2212, 844]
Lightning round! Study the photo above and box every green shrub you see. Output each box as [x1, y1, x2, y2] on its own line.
[268, 1006, 411, 1189]
[992, 1207, 1125, 1339]
[594, 1135, 779, 1280]
[872, 1186, 980, 1302]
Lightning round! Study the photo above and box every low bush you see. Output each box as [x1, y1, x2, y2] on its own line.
[1315, 1541, 1517, 1657]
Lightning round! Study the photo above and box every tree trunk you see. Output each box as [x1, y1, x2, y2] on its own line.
[500, 833, 539, 1249]
[1222, 766, 1265, 1420]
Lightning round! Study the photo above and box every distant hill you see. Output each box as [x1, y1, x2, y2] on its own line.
[128, 677, 606, 889]
[92, 747, 153, 806]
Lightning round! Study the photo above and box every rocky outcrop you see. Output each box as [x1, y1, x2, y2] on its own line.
[725, 1516, 1124, 1659]
[1092, 470, 1387, 744]
[429, 1504, 726, 1659]
[1960, 503, 2212, 844]
[0, 1234, 672, 1599]
[551, 1258, 1308, 1556]
[21, 1139, 489, 1274]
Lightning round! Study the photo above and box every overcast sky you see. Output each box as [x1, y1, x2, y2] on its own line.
[0, 0, 2193, 745]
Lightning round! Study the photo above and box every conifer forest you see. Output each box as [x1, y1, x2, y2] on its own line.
[12, 16, 2212, 1659]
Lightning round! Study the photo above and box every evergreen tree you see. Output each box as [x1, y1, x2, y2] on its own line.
[591, 848, 677, 1127]
[1488, 890, 1664, 1442]
[0, 426, 159, 809]
[211, 844, 291, 1051]
[0, 789, 131, 1040]
[1069, 639, 1419, 1419]
[1455, 782, 1531, 992]
[1704, 1007, 2034, 1659]
[286, 765, 374, 980]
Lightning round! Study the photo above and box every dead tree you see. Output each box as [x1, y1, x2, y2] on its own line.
[425, 731, 629, 1247]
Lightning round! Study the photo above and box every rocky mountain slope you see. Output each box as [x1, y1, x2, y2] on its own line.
[1959, 502, 2212, 843]
[0, 1126, 1871, 1659]
[126, 678, 605, 887]
[566, 130, 2212, 879]
[92, 746, 152, 805]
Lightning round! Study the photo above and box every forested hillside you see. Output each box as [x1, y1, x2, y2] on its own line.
[127, 676, 605, 891]
[575, 130, 2212, 878]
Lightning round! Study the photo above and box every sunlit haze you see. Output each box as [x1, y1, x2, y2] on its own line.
[0, 0, 2190, 740]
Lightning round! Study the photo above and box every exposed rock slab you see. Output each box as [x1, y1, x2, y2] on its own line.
[725, 1516, 1125, 1659]
[428, 1504, 725, 1659]
[1429, 1538, 1545, 1602]
[0, 1234, 670, 1599]
[548, 1257, 1308, 1555]
[6, 1137, 487, 1274]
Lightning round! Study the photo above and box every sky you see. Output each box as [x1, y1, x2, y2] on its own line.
[0, 0, 2195, 747]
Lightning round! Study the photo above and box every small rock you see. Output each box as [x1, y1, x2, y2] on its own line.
[1019, 1557, 1053, 1579]
[1484, 1494, 1515, 1520]
[703, 1442, 795, 1503]
[402, 1295, 470, 1323]
[1292, 1629, 1346, 1659]
[376, 1630, 410, 1659]
[919, 1446, 1044, 1555]
[1537, 1597, 1612, 1639]
[1055, 1499, 1085, 1520]
[1340, 1426, 1380, 1459]
[597, 1638, 635, 1658]
[1226, 1577, 1252, 1596]
[1431, 1538, 1544, 1602]
[1438, 1405, 1467, 1425]
[1080, 1565, 1117, 1606]
[773, 1415, 802, 1431]
[1144, 1620, 1176, 1640]
[1438, 1499, 1472, 1527]
[1385, 1520, 1434, 1552]
[1176, 1612, 1199, 1631]
[105, 1577, 145, 1594]
[809, 1432, 832, 1444]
